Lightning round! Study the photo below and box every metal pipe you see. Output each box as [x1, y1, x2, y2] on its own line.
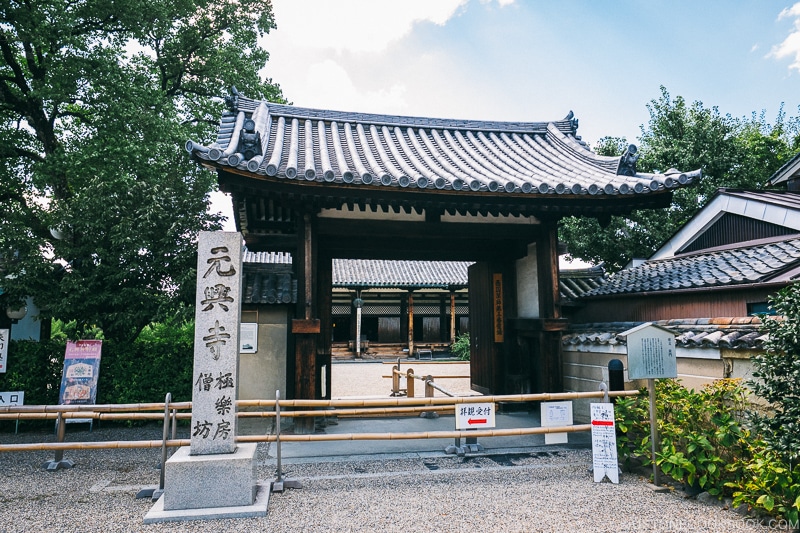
[159, 392, 171, 491]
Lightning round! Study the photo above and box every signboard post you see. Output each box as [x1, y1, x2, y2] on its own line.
[446, 402, 495, 455]
[622, 322, 678, 487]
[0, 391, 24, 433]
[541, 401, 573, 445]
[590, 402, 619, 483]
[58, 340, 103, 407]
[455, 402, 496, 430]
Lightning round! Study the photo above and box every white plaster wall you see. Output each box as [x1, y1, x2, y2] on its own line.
[238, 307, 288, 404]
[515, 243, 539, 318]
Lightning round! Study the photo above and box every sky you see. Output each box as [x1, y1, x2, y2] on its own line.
[212, 0, 800, 235]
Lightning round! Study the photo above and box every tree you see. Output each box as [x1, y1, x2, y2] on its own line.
[560, 87, 799, 271]
[0, 0, 285, 342]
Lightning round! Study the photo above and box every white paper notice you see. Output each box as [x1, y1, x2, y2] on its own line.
[590, 402, 619, 484]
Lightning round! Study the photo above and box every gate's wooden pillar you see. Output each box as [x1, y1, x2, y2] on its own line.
[318, 251, 333, 400]
[407, 291, 415, 356]
[536, 219, 564, 392]
[293, 213, 320, 433]
[449, 290, 456, 344]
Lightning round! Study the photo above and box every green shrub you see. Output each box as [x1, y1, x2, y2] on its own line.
[613, 378, 752, 497]
[449, 332, 470, 360]
[0, 339, 65, 405]
[99, 320, 194, 404]
[729, 445, 800, 526]
[613, 389, 650, 468]
[0, 319, 194, 413]
[750, 283, 800, 464]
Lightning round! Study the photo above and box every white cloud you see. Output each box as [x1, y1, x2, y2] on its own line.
[769, 2, 800, 72]
[270, 0, 466, 54]
[299, 59, 409, 113]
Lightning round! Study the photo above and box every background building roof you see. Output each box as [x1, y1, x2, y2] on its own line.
[563, 317, 768, 351]
[581, 235, 800, 297]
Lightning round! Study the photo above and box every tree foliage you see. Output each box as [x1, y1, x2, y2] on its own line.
[560, 87, 800, 271]
[0, 0, 285, 342]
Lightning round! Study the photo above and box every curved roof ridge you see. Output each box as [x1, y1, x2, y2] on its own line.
[235, 96, 576, 136]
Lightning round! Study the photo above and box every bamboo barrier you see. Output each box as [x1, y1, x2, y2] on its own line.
[0, 389, 641, 455]
[0, 390, 638, 415]
[382, 374, 468, 379]
[0, 401, 192, 413]
[381, 360, 466, 365]
[1, 424, 593, 452]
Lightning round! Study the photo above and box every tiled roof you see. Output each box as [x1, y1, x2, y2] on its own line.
[243, 250, 292, 264]
[332, 259, 468, 288]
[243, 254, 603, 297]
[559, 266, 606, 302]
[582, 236, 800, 297]
[187, 93, 700, 197]
[563, 317, 769, 350]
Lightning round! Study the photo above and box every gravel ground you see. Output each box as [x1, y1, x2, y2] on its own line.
[0, 362, 785, 532]
[0, 425, 782, 533]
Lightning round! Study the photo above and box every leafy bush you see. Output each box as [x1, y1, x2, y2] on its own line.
[614, 378, 752, 496]
[449, 332, 470, 360]
[750, 283, 800, 464]
[0, 319, 194, 416]
[613, 389, 650, 468]
[0, 339, 65, 405]
[729, 445, 800, 526]
[99, 320, 195, 404]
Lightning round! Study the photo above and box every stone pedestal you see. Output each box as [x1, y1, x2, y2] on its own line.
[164, 444, 257, 510]
[144, 444, 268, 523]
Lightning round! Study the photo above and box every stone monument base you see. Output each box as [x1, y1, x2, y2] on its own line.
[144, 443, 266, 523]
[144, 482, 270, 524]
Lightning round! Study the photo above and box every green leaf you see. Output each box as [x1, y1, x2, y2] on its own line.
[757, 494, 775, 512]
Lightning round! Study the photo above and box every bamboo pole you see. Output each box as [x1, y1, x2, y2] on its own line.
[0, 412, 192, 421]
[381, 360, 466, 365]
[383, 374, 469, 379]
[1, 391, 639, 418]
[1, 422, 596, 453]
[0, 401, 192, 414]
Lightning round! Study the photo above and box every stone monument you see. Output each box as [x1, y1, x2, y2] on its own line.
[145, 231, 269, 523]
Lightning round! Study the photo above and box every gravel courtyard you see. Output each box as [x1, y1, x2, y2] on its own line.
[0, 361, 784, 532]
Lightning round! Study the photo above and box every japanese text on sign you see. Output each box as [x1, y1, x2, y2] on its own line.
[590, 402, 619, 484]
[625, 324, 678, 380]
[191, 232, 242, 455]
[492, 273, 504, 343]
[0, 329, 7, 373]
[456, 402, 496, 429]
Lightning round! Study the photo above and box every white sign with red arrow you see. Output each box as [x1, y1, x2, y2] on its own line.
[455, 403, 496, 429]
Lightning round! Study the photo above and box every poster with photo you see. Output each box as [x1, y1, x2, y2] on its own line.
[58, 340, 102, 405]
[240, 323, 258, 353]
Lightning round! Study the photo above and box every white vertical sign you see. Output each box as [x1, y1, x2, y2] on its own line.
[590, 402, 619, 484]
[0, 329, 8, 373]
[191, 232, 243, 455]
